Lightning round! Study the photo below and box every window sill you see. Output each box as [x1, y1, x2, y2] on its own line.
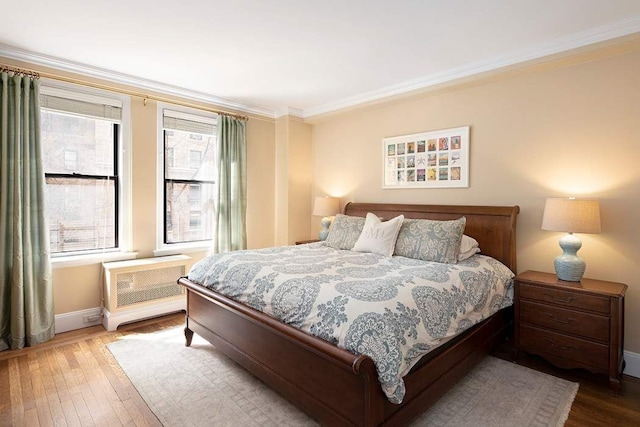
[153, 242, 212, 258]
[51, 251, 138, 269]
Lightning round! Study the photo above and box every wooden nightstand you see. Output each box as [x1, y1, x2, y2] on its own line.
[295, 239, 321, 245]
[514, 270, 627, 394]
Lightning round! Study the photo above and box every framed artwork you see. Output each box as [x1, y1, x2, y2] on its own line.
[382, 126, 469, 189]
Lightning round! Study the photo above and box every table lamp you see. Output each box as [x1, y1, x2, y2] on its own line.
[541, 197, 601, 282]
[313, 196, 339, 241]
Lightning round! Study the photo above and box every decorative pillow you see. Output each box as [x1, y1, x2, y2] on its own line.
[458, 234, 480, 261]
[352, 213, 405, 257]
[324, 214, 366, 250]
[394, 217, 467, 264]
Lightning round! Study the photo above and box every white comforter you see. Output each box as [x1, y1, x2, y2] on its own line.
[188, 243, 514, 404]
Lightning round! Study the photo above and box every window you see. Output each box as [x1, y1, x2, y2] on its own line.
[189, 150, 202, 169]
[189, 213, 201, 229]
[166, 211, 172, 231]
[41, 83, 130, 256]
[63, 150, 77, 171]
[167, 147, 175, 167]
[159, 107, 217, 247]
[188, 184, 201, 206]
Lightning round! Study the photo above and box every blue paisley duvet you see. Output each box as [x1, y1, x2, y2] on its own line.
[188, 242, 514, 404]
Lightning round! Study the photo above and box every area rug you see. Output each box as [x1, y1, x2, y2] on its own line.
[107, 327, 578, 426]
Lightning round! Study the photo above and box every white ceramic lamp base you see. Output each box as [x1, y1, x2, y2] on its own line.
[318, 217, 332, 241]
[554, 233, 586, 282]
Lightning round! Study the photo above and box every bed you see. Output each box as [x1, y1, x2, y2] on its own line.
[178, 202, 519, 426]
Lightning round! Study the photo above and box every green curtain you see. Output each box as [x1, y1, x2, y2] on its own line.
[214, 115, 247, 253]
[0, 72, 54, 351]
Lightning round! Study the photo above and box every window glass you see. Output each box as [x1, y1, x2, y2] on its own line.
[41, 111, 115, 175]
[164, 130, 214, 181]
[161, 108, 216, 246]
[165, 181, 215, 243]
[41, 109, 119, 253]
[189, 150, 202, 170]
[64, 150, 77, 171]
[45, 177, 116, 252]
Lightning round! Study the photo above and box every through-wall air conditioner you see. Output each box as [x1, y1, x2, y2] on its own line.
[102, 255, 191, 331]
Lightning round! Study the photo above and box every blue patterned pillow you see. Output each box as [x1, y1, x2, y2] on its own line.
[324, 214, 366, 250]
[393, 217, 466, 264]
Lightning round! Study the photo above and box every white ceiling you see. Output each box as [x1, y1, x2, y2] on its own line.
[1, 0, 640, 118]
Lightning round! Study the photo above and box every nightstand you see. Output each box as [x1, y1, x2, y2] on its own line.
[514, 270, 627, 394]
[295, 239, 321, 245]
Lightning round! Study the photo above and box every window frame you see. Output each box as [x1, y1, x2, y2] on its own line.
[41, 79, 134, 268]
[155, 102, 217, 256]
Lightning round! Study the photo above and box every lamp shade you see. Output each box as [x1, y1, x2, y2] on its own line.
[541, 198, 601, 234]
[313, 196, 339, 217]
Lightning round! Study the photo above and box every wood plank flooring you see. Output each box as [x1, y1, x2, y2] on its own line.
[1, 313, 639, 426]
[0, 314, 185, 427]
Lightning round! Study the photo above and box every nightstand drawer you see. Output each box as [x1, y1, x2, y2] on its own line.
[519, 300, 609, 342]
[519, 283, 610, 314]
[519, 324, 609, 368]
[514, 270, 627, 394]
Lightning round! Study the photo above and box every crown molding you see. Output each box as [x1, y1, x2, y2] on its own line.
[275, 106, 304, 118]
[303, 14, 640, 118]
[0, 44, 277, 119]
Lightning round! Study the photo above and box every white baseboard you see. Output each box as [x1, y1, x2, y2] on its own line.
[103, 299, 186, 332]
[55, 307, 104, 334]
[624, 350, 640, 378]
[55, 299, 186, 334]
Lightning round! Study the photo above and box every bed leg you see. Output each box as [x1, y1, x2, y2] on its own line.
[184, 327, 194, 347]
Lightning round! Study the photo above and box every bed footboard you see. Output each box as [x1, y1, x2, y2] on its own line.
[180, 277, 386, 426]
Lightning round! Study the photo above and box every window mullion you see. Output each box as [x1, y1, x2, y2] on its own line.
[45, 173, 115, 180]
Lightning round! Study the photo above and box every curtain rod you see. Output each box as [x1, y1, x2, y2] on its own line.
[1, 63, 250, 121]
[1, 64, 40, 80]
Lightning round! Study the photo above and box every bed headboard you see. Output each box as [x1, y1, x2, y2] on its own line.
[343, 202, 519, 272]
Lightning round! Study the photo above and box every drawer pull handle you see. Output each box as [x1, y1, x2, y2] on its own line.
[545, 338, 577, 352]
[543, 312, 575, 325]
[544, 292, 575, 304]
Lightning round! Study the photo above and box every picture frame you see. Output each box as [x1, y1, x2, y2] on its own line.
[382, 126, 469, 189]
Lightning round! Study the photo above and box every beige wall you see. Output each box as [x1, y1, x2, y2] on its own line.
[274, 116, 313, 245]
[246, 114, 277, 250]
[310, 46, 640, 353]
[0, 56, 276, 316]
[287, 118, 313, 243]
[274, 116, 289, 246]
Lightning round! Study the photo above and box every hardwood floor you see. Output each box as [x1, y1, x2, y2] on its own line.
[1, 313, 639, 426]
[0, 314, 184, 427]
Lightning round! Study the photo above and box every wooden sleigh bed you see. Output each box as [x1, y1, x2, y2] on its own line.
[178, 202, 519, 426]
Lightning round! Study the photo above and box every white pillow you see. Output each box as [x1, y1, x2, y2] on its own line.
[458, 234, 480, 261]
[352, 213, 405, 257]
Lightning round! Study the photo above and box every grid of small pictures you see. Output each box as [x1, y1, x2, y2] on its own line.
[382, 126, 469, 188]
